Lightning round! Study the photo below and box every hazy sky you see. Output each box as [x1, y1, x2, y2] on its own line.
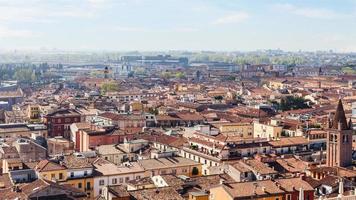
[1, 0, 356, 52]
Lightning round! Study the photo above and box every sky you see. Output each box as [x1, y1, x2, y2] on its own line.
[0, 0, 356, 52]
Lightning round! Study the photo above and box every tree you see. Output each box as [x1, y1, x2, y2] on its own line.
[14, 68, 35, 83]
[175, 72, 185, 79]
[128, 71, 134, 78]
[214, 95, 224, 101]
[161, 71, 172, 79]
[101, 82, 119, 94]
[148, 107, 158, 115]
[279, 96, 310, 111]
[31, 71, 37, 82]
[134, 67, 146, 75]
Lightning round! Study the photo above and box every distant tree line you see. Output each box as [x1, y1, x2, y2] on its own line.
[0, 62, 58, 83]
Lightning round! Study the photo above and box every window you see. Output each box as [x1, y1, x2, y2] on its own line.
[306, 194, 310, 200]
[112, 178, 117, 184]
[125, 177, 130, 182]
[51, 174, 55, 179]
[99, 180, 105, 186]
[70, 172, 74, 178]
[86, 182, 91, 190]
[59, 173, 63, 180]
[84, 171, 88, 176]
[286, 194, 291, 200]
[78, 183, 82, 189]
[119, 178, 123, 183]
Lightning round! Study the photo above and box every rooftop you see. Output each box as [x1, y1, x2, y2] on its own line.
[138, 157, 200, 170]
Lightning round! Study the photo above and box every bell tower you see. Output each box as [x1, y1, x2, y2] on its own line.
[326, 99, 353, 167]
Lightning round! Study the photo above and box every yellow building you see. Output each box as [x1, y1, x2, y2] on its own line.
[60, 155, 95, 198]
[130, 101, 144, 113]
[188, 192, 209, 200]
[138, 157, 202, 177]
[175, 83, 202, 92]
[212, 122, 253, 138]
[35, 158, 95, 198]
[65, 177, 94, 198]
[253, 120, 283, 139]
[35, 160, 67, 182]
[209, 180, 284, 200]
[268, 80, 285, 90]
[27, 104, 41, 123]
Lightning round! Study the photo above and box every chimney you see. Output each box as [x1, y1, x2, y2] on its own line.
[261, 186, 266, 193]
[12, 186, 21, 192]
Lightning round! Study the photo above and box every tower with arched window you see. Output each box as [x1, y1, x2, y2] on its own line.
[326, 99, 353, 167]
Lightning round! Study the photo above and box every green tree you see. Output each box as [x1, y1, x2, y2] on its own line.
[175, 72, 185, 79]
[13, 68, 35, 83]
[134, 67, 146, 75]
[279, 96, 310, 111]
[161, 71, 172, 79]
[148, 107, 158, 115]
[101, 82, 119, 94]
[214, 95, 224, 101]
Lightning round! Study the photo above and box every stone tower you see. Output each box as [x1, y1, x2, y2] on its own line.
[326, 99, 353, 167]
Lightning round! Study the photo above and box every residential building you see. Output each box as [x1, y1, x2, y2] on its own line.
[138, 157, 202, 177]
[93, 158, 146, 197]
[44, 109, 81, 138]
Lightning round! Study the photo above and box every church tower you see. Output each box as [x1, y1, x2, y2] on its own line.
[326, 99, 353, 167]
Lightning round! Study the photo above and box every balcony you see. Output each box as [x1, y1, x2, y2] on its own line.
[183, 147, 221, 162]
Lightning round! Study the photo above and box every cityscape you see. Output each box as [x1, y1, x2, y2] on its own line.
[0, 1, 356, 200]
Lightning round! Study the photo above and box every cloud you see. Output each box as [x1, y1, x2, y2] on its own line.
[0, 26, 39, 38]
[172, 27, 199, 32]
[0, 1, 107, 24]
[114, 26, 148, 32]
[212, 12, 249, 25]
[114, 26, 199, 33]
[274, 3, 346, 19]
